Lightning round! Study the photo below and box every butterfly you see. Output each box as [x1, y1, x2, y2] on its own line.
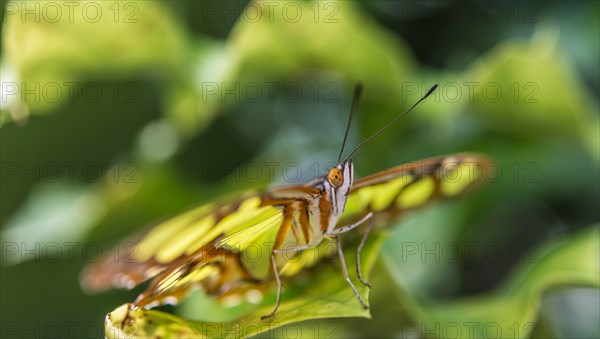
[81, 83, 490, 320]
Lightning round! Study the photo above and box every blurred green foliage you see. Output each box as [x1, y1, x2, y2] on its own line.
[1, 0, 598, 338]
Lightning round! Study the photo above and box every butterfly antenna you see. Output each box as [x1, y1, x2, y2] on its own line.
[338, 83, 363, 164]
[343, 83, 438, 162]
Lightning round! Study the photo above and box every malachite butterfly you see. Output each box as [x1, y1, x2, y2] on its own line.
[81, 83, 491, 321]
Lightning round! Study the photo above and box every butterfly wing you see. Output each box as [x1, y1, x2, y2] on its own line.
[80, 185, 324, 308]
[340, 153, 491, 225]
[81, 153, 490, 309]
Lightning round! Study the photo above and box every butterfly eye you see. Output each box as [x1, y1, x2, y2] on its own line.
[327, 168, 344, 188]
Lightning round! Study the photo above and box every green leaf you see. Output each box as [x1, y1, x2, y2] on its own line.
[3, 2, 187, 85]
[230, 0, 415, 85]
[384, 225, 600, 338]
[105, 233, 384, 338]
[465, 27, 600, 157]
[1, 1, 190, 125]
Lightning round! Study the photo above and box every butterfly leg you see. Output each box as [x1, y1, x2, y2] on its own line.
[355, 217, 373, 288]
[273, 241, 321, 253]
[334, 235, 368, 309]
[264, 240, 326, 319]
[329, 212, 374, 288]
[330, 212, 373, 235]
[261, 253, 282, 320]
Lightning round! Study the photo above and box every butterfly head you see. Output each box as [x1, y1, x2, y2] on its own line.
[327, 167, 343, 188]
[325, 160, 353, 197]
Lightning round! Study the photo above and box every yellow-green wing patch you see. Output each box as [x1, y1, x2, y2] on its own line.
[81, 194, 265, 293]
[136, 203, 217, 261]
[216, 207, 283, 251]
[343, 153, 489, 223]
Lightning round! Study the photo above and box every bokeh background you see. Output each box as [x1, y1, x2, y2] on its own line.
[1, 0, 598, 338]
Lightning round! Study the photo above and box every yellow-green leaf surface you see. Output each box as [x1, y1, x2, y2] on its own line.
[227, 0, 418, 123]
[2, 1, 187, 111]
[385, 225, 600, 338]
[105, 233, 383, 338]
[465, 28, 599, 157]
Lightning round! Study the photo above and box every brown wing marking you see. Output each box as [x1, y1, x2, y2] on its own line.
[298, 203, 311, 243]
[273, 207, 294, 250]
[132, 244, 258, 309]
[351, 153, 490, 191]
[261, 185, 321, 206]
[319, 193, 332, 232]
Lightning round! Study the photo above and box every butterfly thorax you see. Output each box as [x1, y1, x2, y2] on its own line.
[303, 160, 354, 244]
